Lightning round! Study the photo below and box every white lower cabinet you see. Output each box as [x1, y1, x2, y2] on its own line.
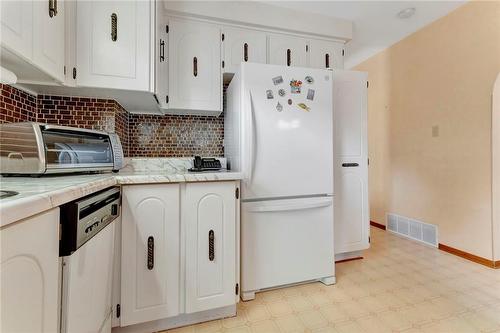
[121, 184, 180, 326]
[119, 181, 239, 329]
[184, 182, 237, 313]
[0, 208, 60, 333]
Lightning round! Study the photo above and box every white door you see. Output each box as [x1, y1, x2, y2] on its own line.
[121, 184, 180, 326]
[240, 63, 333, 199]
[62, 221, 115, 333]
[241, 197, 334, 294]
[223, 27, 267, 74]
[76, 0, 152, 91]
[309, 39, 344, 70]
[184, 182, 236, 313]
[268, 34, 308, 67]
[333, 70, 370, 254]
[33, 0, 65, 82]
[168, 18, 222, 112]
[0, 0, 33, 59]
[0, 208, 60, 333]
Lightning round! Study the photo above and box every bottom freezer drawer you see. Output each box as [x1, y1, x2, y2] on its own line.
[241, 197, 335, 292]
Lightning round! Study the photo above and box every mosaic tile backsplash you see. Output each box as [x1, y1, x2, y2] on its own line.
[0, 84, 224, 157]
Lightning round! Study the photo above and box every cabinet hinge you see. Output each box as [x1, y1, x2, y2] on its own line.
[368, 158, 370, 166]
[116, 304, 120, 318]
[72, 67, 77, 80]
[166, 95, 169, 104]
[235, 187, 239, 199]
[221, 33, 225, 41]
[222, 60, 225, 68]
[166, 25, 169, 33]
[59, 223, 62, 241]
[235, 283, 239, 295]
[342, 49, 345, 56]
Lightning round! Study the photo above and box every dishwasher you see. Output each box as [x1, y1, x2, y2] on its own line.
[59, 187, 120, 333]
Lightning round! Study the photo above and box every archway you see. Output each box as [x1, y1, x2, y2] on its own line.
[493, 72, 500, 264]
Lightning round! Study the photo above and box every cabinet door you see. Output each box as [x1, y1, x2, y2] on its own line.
[76, 0, 152, 91]
[0, 208, 60, 333]
[268, 34, 308, 67]
[33, 0, 65, 82]
[155, 5, 168, 109]
[333, 70, 370, 254]
[184, 182, 236, 313]
[0, 0, 33, 59]
[309, 39, 344, 70]
[168, 18, 222, 112]
[121, 184, 180, 326]
[223, 27, 267, 74]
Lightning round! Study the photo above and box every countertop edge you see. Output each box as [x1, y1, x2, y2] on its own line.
[0, 172, 243, 228]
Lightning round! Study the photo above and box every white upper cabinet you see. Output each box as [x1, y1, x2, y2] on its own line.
[1, 0, 64, 82]
[76, 0, 152, 91]
[268, 34, 308, 68]
[309, 39, 344, 70]
[168, 18, 222, 114]
[0, 208, 60, 333]
[223, 27, 267, 74]
[184, 182, 237, 313]
[121, 184, 180, 326]
[33, 0, 65, 82]
[1, 0, 33, 59]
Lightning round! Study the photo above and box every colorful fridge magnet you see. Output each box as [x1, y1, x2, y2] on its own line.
[290, 79, 302, 94]
[276, 102, 283, 112]
[305, 76, 314, 84]
[272, 76, 284, 85]
[297, 103, 310, 112]
[266, 90, 274, 99]
[307, 89, 315, 101]
[287, 99, 293, 105]
[278, 88, 286, 97]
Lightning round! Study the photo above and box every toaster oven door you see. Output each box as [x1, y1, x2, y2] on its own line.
[42, 126, 114, 173]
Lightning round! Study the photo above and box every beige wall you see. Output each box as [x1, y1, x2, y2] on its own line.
[355, 1, 500, 259]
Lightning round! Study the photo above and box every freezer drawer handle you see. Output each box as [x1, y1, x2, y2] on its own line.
[247, 198, 333, 213]
[342, 163, 359, 167]
[147, 236, 154, 270]
[208, 230, 215, 261]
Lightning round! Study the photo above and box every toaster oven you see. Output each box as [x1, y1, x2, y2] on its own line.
[0, 122, 124, 175]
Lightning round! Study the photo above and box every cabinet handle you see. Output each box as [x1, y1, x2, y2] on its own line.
[325, 54, 330, 68]
[48, 0, 55, 17]
[244, 43, 248, 62]
[208, 230, 215, 261]
[159, 39, 165, 62]
[342, 163, 359, 167]
[286, 49, 291, 66]
[147, 236, 154, 270]
[111, 13, 118, 42]
[193, 57, 198, 77]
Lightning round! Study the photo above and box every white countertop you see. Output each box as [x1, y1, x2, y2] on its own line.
[0, 170, 242, 228]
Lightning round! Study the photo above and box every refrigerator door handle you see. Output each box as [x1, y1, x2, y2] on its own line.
[247, 197, 333, 213]
[246, 91, 257, 185]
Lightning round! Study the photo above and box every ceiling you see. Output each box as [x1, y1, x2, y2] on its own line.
[264, 1, 466, 68]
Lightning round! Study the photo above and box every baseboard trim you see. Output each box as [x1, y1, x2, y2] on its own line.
[438, 243, 499, 269]
[370, 221, 386, 230]
[335, 257, 363, 264]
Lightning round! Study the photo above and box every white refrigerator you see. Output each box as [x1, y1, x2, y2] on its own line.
[225, 63, 335, 300]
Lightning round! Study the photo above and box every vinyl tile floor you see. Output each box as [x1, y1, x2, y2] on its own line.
[164, 227, 500, 333]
